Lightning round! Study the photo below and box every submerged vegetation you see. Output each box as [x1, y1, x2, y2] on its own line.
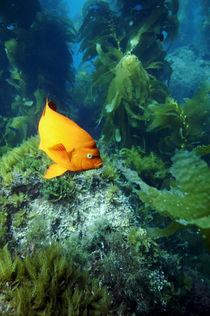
[78, 0, 179, 147]
[0, 0, 75, 151]
[0, 244, 112, 315]
[78, 0, 209, 153]
[137, 149, 210, 247]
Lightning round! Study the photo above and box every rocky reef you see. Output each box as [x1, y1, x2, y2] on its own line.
[0, 136, 210, 314]
[167, 46, 210, 102]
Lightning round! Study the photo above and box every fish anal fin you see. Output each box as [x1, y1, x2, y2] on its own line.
[44, 164, 67, 179]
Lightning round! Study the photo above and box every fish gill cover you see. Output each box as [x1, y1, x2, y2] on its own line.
[0, 0, 210, 315]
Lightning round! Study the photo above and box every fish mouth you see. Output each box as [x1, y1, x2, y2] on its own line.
[95, 161, 103, 168]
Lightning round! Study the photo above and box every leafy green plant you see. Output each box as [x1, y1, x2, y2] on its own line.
[105, 183, 119, 203]
[0, 211, 8, 247]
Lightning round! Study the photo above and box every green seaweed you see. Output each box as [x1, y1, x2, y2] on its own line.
[0, 0, 75, 143]
[145, 82, 210, 151]
[105, 183, 119, 203]
[40, 177, 75, 203]
[0, 211, 8, 247]
[0, 244, 112, 315]
[0, 136, 49, 185]
[121, 146, 167, 185]
[181, 81, 210, 144]
[194, 144, 210, 157]
[100, 53, 150, 146]
[137, 150, 210, 247]
[79, 0, 178, 147]
[80, 0, 178, 81]
[102, 164, 118, 182]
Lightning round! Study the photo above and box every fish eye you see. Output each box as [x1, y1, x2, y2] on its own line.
[87, 153, 93, 159]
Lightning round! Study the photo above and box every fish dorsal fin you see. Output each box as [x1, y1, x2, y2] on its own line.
[48, 100, 57, 112]
[42, 97, 57, 118]
[44, 164, 67, 179]
[48, 143, 70, 165]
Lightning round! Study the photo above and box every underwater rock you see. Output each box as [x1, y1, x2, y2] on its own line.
[11, 167, 136, 249]
[0, 137, 210, 314]
[167, 46, 210, 102]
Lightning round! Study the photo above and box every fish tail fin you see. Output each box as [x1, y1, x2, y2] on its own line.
[44, 163, 67, 179]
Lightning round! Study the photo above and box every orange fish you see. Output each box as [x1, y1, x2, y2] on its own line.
[38, 98, 103, 179]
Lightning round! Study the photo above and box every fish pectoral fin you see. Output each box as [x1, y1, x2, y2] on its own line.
[44, 164, 67, 179]
[48, 143, 66, 152]
[68, 148, 75, 160]
[48, 143, 70, 164]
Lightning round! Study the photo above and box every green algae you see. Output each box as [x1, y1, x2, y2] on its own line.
[40, 177, 75, 203]
[121, 146, 167, 185]
[79, 1, 178, 147]
[137, 150, 210, 246]
[146, 82, 210, 151]
[100, 53, 150, 146]
[0, 244, 112, 315]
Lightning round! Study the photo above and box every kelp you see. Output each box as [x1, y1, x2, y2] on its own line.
[79, 1, 121, 64]
[100, 53, 150, 146]
[0, 0, 41, 30]
[0, 1, 76, 144]
[145, 82, 210, 150]
[137, 150, 210, 247]
[181, 81, 210, 144]
[79, 0, 179, 147]
[0, 0, 41, 117]
[116, 0, 179, 80]
[5, 13, 75, 101]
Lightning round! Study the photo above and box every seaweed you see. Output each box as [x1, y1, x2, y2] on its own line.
[137, 150, 210, 247]
[78, 0, 179, 146]
[145, 82, 210, 151]
[181, 81, 210, 144]
[100, 53, 150, 146]
[0, 0, 76, 144]
[0, 244, 112, 315]
[120, 146, 167, 185]
[40, 177, 75, 203]
[0, 135, 53, 192]
[0, 0, 41, 30]
[79, 1, 121, 64]
[80, 0, 179, 79]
